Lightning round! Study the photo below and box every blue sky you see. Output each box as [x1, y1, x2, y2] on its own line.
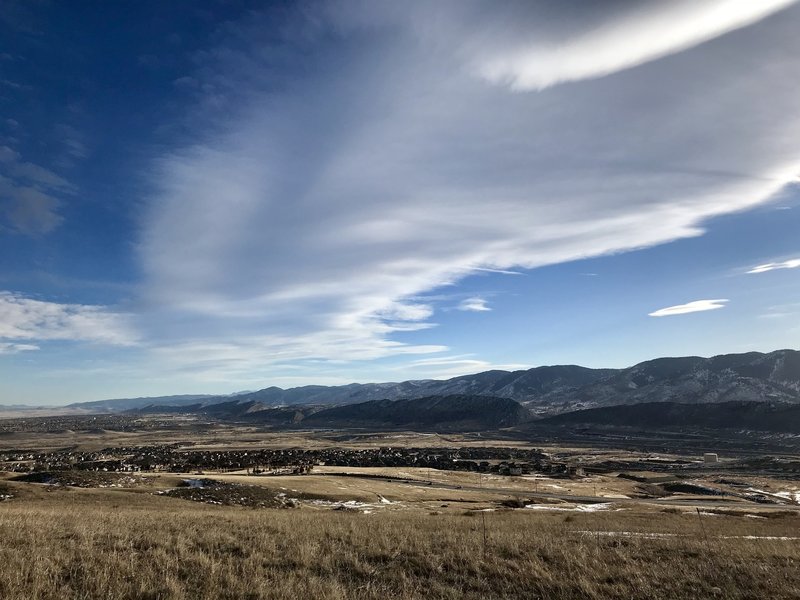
[1, 1, 799, 405]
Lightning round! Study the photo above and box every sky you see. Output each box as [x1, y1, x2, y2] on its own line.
[1, 0, 800, 405]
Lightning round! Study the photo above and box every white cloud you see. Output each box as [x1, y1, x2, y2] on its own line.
[472, 0, 797, 90]
[0, 342, 39, 355]
[135, 2, 800, 373]
[378, 302, 434, 322]
[649, 299, 729, 317]
[399, 355, 530, 379]
[0, 292, 139, 346]
[747, 259, 800, 274]
[147, 334, 447, 384]
[458, 297, 491, 312]
[470, 267, 522, 276]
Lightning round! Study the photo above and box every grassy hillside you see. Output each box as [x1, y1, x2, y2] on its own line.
[1, 500, 799, 599]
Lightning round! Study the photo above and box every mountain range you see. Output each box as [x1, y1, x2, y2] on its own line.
[73, 349, 800, 416]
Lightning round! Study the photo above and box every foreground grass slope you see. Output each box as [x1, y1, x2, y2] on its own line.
[1, 499, 799, 600]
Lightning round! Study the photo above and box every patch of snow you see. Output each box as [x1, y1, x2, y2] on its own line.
[525, 503, 612, 512]
[769, 490, 800, 504]
[723, 535, 800, 541]
[307, 497, 406, 511]
[307, 499, 339, 507]
[308, 499, 371, 509]
[576, 531, 800, 541]
[746, 487, 792, 502]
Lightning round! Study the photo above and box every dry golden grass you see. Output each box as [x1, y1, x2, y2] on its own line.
[1, 494, 799, 600]
[0, 424, 540, 453]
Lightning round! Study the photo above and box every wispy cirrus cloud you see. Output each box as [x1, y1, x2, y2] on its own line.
[649, 299, 729, 317]
[400, 355, 530, 379]
[747, 258, 800, 274]
[758, 302, 800, 320]
[0, 291, 139, 347]
[134, 1, 800, 374]
[0, 145, 72, 235]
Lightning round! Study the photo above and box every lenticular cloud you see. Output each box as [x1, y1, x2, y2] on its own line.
[649, 300, 729, 318]
[747, 259, 800, 274]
